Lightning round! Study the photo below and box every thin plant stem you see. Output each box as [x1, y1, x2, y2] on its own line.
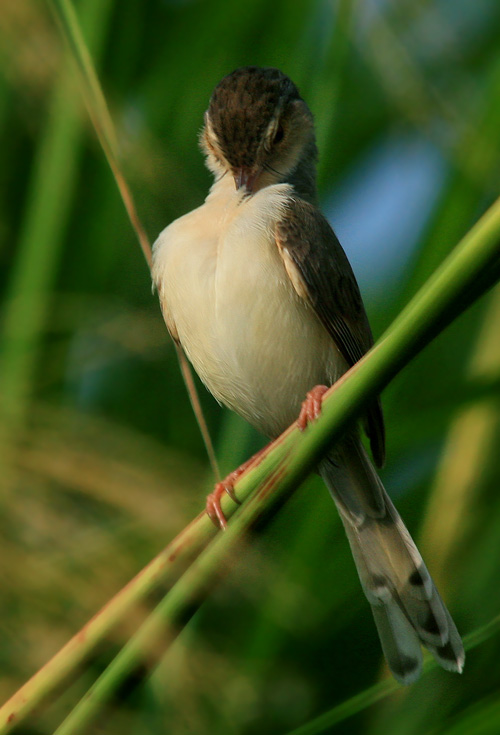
[48, 0, 219, 478]
[48, 0, 150, 267]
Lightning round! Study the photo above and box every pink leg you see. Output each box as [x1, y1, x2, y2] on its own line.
[206, 445, 268, 530]
[297, 384, 329, 431]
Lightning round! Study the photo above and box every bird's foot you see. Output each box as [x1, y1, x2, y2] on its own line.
[297, 385, 329, 431]
[206, 474, 241, 530]
[206, 447, 267, 530]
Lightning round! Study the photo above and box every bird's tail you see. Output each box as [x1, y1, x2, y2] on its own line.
[319, 436, 464, 685]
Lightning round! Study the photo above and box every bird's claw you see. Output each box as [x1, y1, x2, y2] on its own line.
[297, 385, 329, 431]
[205, 446, 267, 530]
[206, 474, 242, 530]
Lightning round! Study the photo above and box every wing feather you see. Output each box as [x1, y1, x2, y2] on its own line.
[275, 197, 385, 466]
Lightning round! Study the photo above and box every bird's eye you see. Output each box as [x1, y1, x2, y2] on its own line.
[273, 124, 285, 145]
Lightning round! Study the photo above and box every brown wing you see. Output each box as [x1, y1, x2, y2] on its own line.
[275, 196, 385, 467]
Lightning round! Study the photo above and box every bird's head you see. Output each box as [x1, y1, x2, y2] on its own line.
[201, 67, 316, 195]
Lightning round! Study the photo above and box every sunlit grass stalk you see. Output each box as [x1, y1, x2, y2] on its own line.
[43, 194, 500, 734]
[48, 0, 220, 478]
[48, 0, 150, 268]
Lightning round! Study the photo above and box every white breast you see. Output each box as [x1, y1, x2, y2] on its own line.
[152, 178, 343, 438]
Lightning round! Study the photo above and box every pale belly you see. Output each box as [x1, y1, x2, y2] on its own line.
[153, 181, 344, 438]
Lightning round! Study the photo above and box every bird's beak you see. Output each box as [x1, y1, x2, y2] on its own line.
[233, 167, 259, 194]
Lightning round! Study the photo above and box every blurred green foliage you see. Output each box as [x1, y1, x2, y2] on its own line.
[1, 0, 500, 732]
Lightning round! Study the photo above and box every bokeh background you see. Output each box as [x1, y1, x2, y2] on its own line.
[1, 0, 500, 733]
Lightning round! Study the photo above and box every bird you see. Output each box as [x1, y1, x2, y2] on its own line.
[152, 66, 464, 684]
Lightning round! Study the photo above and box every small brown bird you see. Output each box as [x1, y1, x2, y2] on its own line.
[152, 66, 464, 684]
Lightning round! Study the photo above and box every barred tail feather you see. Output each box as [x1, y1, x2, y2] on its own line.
[319, 439, 465, 685]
